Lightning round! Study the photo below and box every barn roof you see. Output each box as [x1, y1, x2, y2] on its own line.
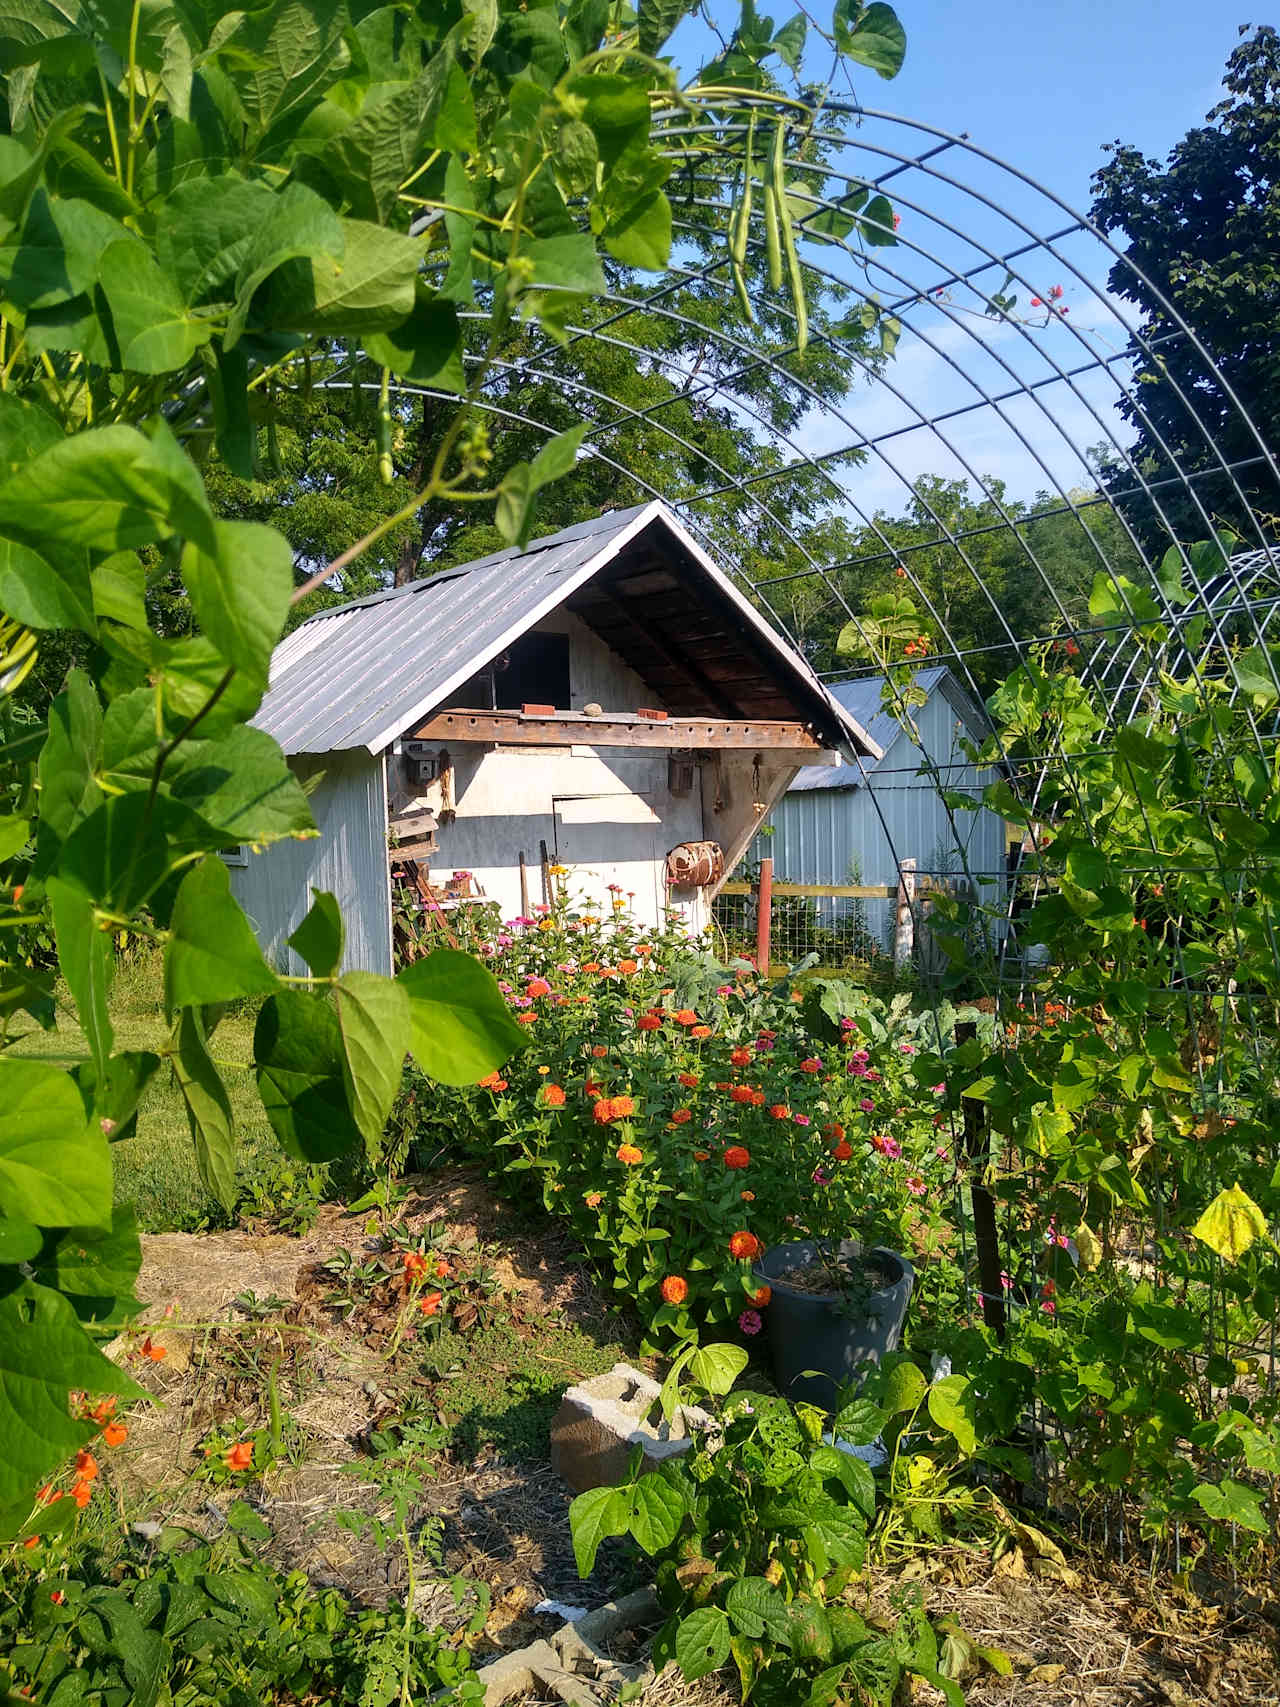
[787, 667, 990, 792]
[256, 502, 879, 760]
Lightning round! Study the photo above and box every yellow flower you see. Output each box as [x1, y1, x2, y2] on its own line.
[538, 919, 555, 931]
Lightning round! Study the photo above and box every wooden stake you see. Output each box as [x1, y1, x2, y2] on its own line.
[519, 851, 530, 917]
[755, 856, 773, 974]
[893, 857, 917, 974]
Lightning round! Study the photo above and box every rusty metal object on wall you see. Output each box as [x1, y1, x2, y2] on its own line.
[665, 841, 724, 889]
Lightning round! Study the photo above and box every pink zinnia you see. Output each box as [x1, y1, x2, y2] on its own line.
[793, 1113, 810, 1126]
[898, 1043, 914, 1055]
[905, 1176, 926, 1197]
[1041, 1300, 1056, 1314]
[738, 1309, 763, 1336]
[859, 1098, 874, 1113]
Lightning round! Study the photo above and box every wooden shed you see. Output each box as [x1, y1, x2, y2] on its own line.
[231, 502, 878, 973]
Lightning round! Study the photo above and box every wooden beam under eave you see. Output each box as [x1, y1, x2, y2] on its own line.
[413, 709, 834, 753]
[589, 584, 746, 719]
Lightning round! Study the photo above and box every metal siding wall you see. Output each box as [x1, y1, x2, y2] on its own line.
[748, 695, 1006, 953]
[230, 750, 393, 976]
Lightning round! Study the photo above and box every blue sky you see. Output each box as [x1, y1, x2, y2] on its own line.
[664, 4, 1249, 521]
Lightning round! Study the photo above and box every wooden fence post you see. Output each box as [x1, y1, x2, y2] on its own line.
[755, 857, 773, 974]
[955, 1018, 1006, 1339]
[893, 858, 917, 973]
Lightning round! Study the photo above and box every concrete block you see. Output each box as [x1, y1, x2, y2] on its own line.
[550, 1363, 712, 1494]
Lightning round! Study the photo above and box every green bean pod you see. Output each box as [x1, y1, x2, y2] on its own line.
[377, 367, 393, 486]
[764, 119, 784, 291]
[729, 111, 756, 323]
[779, 169, 808, 353]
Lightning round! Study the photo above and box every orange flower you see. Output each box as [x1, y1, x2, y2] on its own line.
[23, 1535, 39, 1549]
[616, 1143, 643, 1165]
[751, 1090, 765, 1106]
[729, 1084, 754, 1105]
[478, 1072, 508, 1092]
[541, 1083, 567, 1107]
[515, 1012, 537, 1025]
[690, 1026, 712, 1039]
[729, 1230, 762, 1261]
[592, 1045, 609, 1059]
[832, 1140, 854, 1161]
[37, 1486, 61, 1506]
[661, 1275, 689, 1306]
[74, 1451, 98, 1483]
[526, 977, 552, 998]
[72, 1481, 93, 1508]
[584, 1192, 603, 1208]
[729, 1048, 752, 1067]
[635, 944, 653, 956]
[419, 1290, 444, 1316]
[751, 1284, 772, 1307]
[593, 1098, 617, 1124]
[675, 1009, 698, 1026]
[671, 1107, 693, 1124]
[611, 1094, 636, 1117]
[91, 1397, 117, 1424]
[434, 1259, 452, 1279]
[723, 1145, 751, 1169]
[740, 1190, 755, 1202]
[768, 1104, 790, 1121]
[403, 1251, 428, 1280]
[636, 1013, 662, 1031]
[225, 1441, 254, 1472]
[582, 962, 602, 974]
[618, 959, 639, 975]
[800, 1059, 821, 1073]
[140, 1336, 166, 1361]
[693, 1149, 710, 1161]
[678, 1072, 699, 1089]
[823, 1122, 846, 1142]
[598, 966, 619, 979]
[102, 1422, 128, 1448]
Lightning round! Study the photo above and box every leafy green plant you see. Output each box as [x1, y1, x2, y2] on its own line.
[569, 1365, 964, 1705]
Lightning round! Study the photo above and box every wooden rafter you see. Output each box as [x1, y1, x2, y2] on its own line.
[414, 709, 837, 754]
[586, 585, 745, 718]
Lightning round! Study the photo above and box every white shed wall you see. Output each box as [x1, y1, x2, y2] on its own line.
[229, 749, 393, 975]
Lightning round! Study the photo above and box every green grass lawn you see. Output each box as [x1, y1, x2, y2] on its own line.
[8, 953, 283, 1231]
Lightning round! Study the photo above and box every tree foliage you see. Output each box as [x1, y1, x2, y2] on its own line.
[1090, 24, 1280, 549]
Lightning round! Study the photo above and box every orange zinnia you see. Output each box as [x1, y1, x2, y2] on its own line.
[671, 1108, 693, 1124]
[723, 1146, 751, 1169]
[730, 1048, 752, 1067]
[593, 1098, 617, 1124]
[636, 1013, 662, 1031]
[800, 1058, 821, 1073]
[751, 1284, 772, 1308]
[582, 962, 602, 974]
[729, 1084, 754, 1105]
[611, 1094, 636, 1117]
[832, 1140, 853, 1160]
[661, 1275, 689, 1306]
[693, 1149, 710, 1161]
[516, 1011, 536, 1025]
[729, 1230, 762, 1261]
[678, 1072, 699, 1089]
[690, 1025, 712, 1039]
[592, 1045, 608, 1058]
[675, 1009, 698, 1026]
[823, 1122, 846, 1141]
[750, 1090, 765, 1106]
[541, 1083, 567, 1107]
[619, 959, 639, 975]
[635, 944, 653, 956]
[768, 1104, 790, 1121]
[616, 1143, 643, 1165]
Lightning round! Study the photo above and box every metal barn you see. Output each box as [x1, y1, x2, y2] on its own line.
[744, 668, 1007, 954]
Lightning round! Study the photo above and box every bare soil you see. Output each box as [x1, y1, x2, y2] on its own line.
[107, 1167, 1280, 1706]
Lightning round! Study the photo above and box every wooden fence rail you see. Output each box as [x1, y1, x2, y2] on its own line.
[720, 857, 926, 972]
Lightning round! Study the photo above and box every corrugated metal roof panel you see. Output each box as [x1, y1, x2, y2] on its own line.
[256, 501, 879, 760]
[789, 668, 967, 791]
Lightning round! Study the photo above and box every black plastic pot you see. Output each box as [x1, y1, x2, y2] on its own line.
[754, 1239, 915, 1412]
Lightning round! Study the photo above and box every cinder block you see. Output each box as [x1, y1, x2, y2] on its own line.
[550, 1364, 712, 1493]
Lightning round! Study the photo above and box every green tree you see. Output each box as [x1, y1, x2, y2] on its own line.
[1089, 24, 1280, 550]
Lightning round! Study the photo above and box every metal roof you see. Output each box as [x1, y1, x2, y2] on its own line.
[257, 501, 878, 760]
[788, 667, 989, 791]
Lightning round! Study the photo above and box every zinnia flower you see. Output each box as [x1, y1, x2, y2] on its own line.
[859, 1098, 874, 1113]
[751, 1090, 765, 1106]
[693, 1149, 710, 1161]
[611, 1094, 635, 1117]
[515, 1012, 536, 1025]
[738, 1309, 763, 1336]
[871, 1133, 901, 1159]
[832, 1140, 853, 1161]
[905, 1175, 926, 1196]
[636, 1013, 661, 1031]
[768, 1104, 789, 1121]
[751, 1284, 772, 1307]
[675, 1009, 697, 1026]
[793, 1113, 810, 1127]
[730, 1048, 752, 1067]
[593, 1098, 617, 1124]
[723, 1145, 750, 1169]
[730, 1084, 754, 1105]
[740, 1189, 755, 1201]
[672, 1107, 693, 1124]
[800, 1058, 821, 1073]
[661, 1275, 689, 1306]
[526, 977, 552, 998]
[584, 1192, 603, 1208]
[690, 1025, 712, 1039]
[729, 1230, 761, 1260]
[541, 1083, 566, 1107]
[477, 1072, 507, 1092]
[592, 1044, 608, 1058]
[618, 959, 639, 975]
[616, 1143, 643, 1165]
[678, 1072, 699, 1089]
